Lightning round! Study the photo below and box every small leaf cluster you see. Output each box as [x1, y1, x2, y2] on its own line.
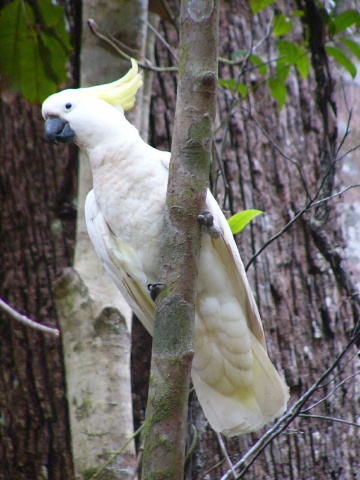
[0, 0, 72, 104]
[219, 1, 360, 109]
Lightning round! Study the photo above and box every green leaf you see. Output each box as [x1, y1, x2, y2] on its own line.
[237, 82, 247, 96]
[218, 79, 236, 89]
[218, 79, 247, 97]
[277, 40, 299, 65]
[325, 45, 357, 78]
[339, 38, 360, 61]
[333, 10, 360, 34]
[268, 77, 287, 108]
[0, 0, 71, 103]
[231, 49, 248, 60]
[275, 62, 290, 83]
[249, 54, 267, 76]
[294, 45, 309, 78]
[273, 14, 292, 37]
[276, 40, 309, 78]
[249, 0, 275, 14]
[291, 9, 305, 18]
[228, 210, 264, 235]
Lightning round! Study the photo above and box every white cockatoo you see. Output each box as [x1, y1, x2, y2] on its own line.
[42, 59, 289, 436]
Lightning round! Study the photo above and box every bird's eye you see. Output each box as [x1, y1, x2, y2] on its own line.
[65, 103, 72, 110]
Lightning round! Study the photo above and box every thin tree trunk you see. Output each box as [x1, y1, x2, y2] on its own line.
[141, 1, 220, 478]
[54, 1, 150, 478]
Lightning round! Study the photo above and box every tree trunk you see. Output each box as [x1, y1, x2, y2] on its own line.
[54, 1, 150, 478]
[141, 1, 220, 478]
[0, 94, 75, 480]
[147, 1, 360, 478]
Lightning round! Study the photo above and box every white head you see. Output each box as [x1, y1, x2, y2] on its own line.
[42, 91, 131, 150]
[42, 58, 142, 150]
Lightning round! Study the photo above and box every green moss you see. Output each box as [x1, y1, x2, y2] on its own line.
[75, 397, 93, 421]
[83, 467, 98, 480]
[83, 467, 121, 480]
[73, 341, 84, 353]
[178, 42, 190, 78]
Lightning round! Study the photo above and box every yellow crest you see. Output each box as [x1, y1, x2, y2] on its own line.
[80, 58, 142, 111]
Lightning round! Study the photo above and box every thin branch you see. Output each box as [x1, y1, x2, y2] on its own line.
[246, 208, 307, 271]
[90, 422, 146, 479]
[216, 432, 236, 479]
[159, 0, 180, 34]
[299, 413, 360, 428]
[245, 110, 312, 201]
[302, 371, 360, 413]
[0, 298, 59, 336]
[315, 349, 360, 389]
[331, 142, 360, 164]
[310, 184, 360, 208]
[218, 55, 286, 68]
[246, 183, 360, 271]
[220, 334, 359, 480]
[252, 15, 274, 52]
[195, 459, 225, 480]
[88, 19, 177, 72]
[146, 20, 178, 62]
[335, 109, 352, 157]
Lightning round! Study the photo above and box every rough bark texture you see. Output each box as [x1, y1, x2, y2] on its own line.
[141, 1, 220, 479]
[54, 1, 149, 478]
[147, 1, 360, 479]
[0, 94, 75, 480]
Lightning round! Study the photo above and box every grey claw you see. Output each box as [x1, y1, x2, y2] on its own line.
[198, 210, 221, 239]
[147, 282, 165, 302]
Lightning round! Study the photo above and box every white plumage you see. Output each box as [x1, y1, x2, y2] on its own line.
[42, 61, 289, 436]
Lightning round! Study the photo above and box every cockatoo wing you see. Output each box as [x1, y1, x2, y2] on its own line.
[190, 191, 288, 435]
[86, 183, 288, 436]
[85, 190, 155, 334]
[205, 191, 266, 347]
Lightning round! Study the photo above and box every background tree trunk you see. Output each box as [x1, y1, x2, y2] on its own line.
[54, 1, 151, 478]
[0, 94, 75, 480]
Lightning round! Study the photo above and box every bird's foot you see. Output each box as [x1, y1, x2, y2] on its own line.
[198, 210, 221, 239]
[147, 282, 165, 302]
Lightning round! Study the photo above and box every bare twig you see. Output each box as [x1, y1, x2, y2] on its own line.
[216, 432, 236, 479]
[220, 334, 359, 479]
[159, 0, 180, 34]
[185, 425, 198, 464]
[299, 413, 360, 428]
[245, 183, 360, 271]
[336, 109, 352, 157]
[245, 110, 312, 201]
[195, 459, 225, 480]
[0, 298, 59, 336]
[90, 422, 146, 479]
[146, 21, 178, 62]
[88, 19, 177, 73]
[218, 55, 286, 68]
[302, 371, 360, 413]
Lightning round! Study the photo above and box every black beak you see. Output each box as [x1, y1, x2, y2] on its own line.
[45, 118, 75, 144]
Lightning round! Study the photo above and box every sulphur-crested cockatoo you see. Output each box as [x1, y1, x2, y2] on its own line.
[42, 59, 289, 436]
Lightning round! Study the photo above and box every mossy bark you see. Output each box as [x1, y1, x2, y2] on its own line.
[141, 1, 220, 479]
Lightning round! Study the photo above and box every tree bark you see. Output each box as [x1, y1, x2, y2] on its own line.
[0, 94, 75, 480]
[141, 1, 220, 479]
[54, 1, 150, 478]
